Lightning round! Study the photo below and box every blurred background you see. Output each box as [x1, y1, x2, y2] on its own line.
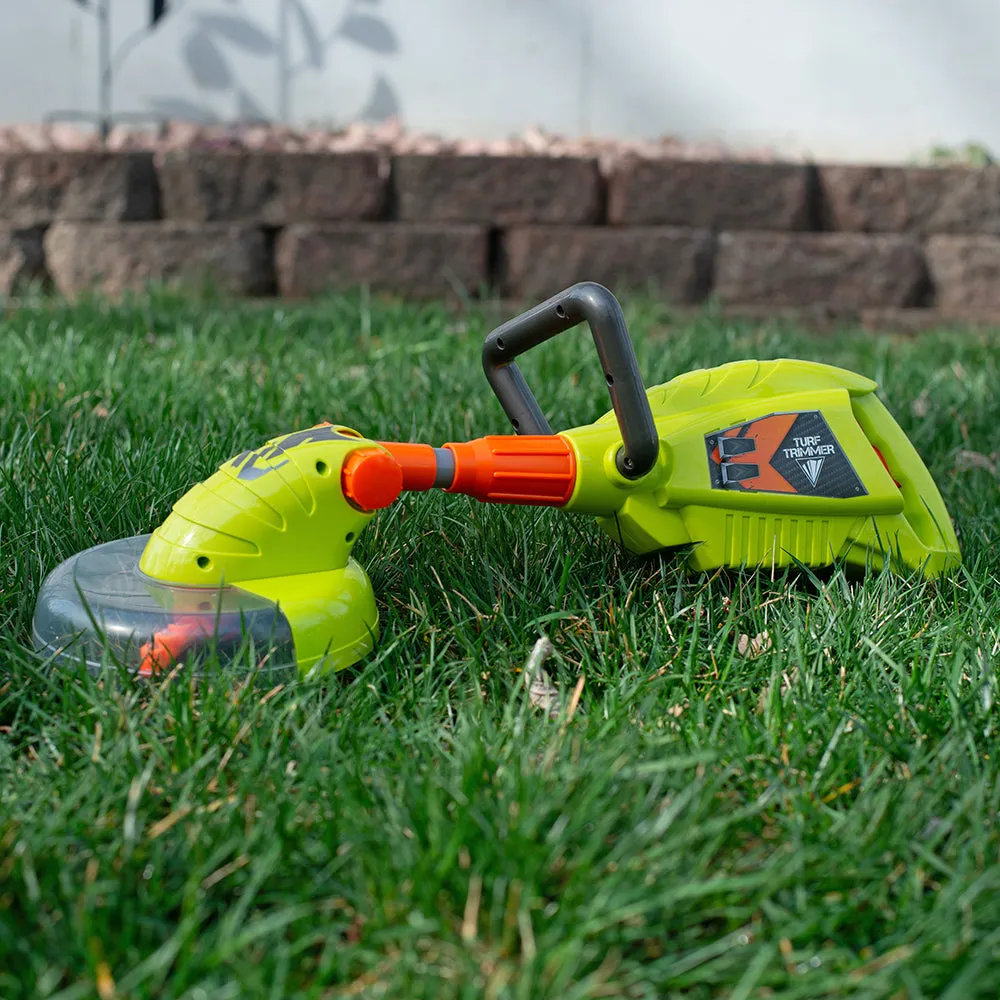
[3, 0, 1000, 162]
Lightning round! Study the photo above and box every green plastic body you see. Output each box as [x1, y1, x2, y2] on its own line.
[139, 424, 382, 677]
[559, 359, 960, 577]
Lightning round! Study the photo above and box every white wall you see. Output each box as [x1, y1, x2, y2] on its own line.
[3, 0, 1000, 162]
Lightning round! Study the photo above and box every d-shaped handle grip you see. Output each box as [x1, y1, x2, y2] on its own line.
[482, 282, 659, 479]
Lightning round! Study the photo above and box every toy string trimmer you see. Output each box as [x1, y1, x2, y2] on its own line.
[33, 282, 961, 679]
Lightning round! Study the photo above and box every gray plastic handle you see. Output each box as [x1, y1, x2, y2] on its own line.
[482, 282, 659, 479]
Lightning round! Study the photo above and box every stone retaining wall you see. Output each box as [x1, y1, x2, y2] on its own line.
[3, 149, 1000, 319]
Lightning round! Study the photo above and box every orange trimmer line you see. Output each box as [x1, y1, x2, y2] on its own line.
[139, 615, 210, 676]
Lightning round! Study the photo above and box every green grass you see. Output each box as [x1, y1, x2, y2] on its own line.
[1, 288, 999, 999]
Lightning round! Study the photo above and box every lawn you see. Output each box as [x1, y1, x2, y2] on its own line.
[0, 288, 998, 999]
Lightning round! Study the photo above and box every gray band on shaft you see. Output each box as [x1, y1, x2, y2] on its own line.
[433, 448, 455, 489]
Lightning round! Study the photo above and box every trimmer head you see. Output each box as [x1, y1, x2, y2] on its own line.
[34, 424, 388, 679]
[33, 282, 960, 680]
[32, 535, 298, 677]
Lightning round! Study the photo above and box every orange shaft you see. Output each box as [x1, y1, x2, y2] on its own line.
[444, 434, 576, 507]
[344, 435, 578, 511]
[378, 442, 443, 491]
[442, 435, 576, 506]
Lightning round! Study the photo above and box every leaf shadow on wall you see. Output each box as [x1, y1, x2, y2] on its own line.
[150, 0, 402, 127]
